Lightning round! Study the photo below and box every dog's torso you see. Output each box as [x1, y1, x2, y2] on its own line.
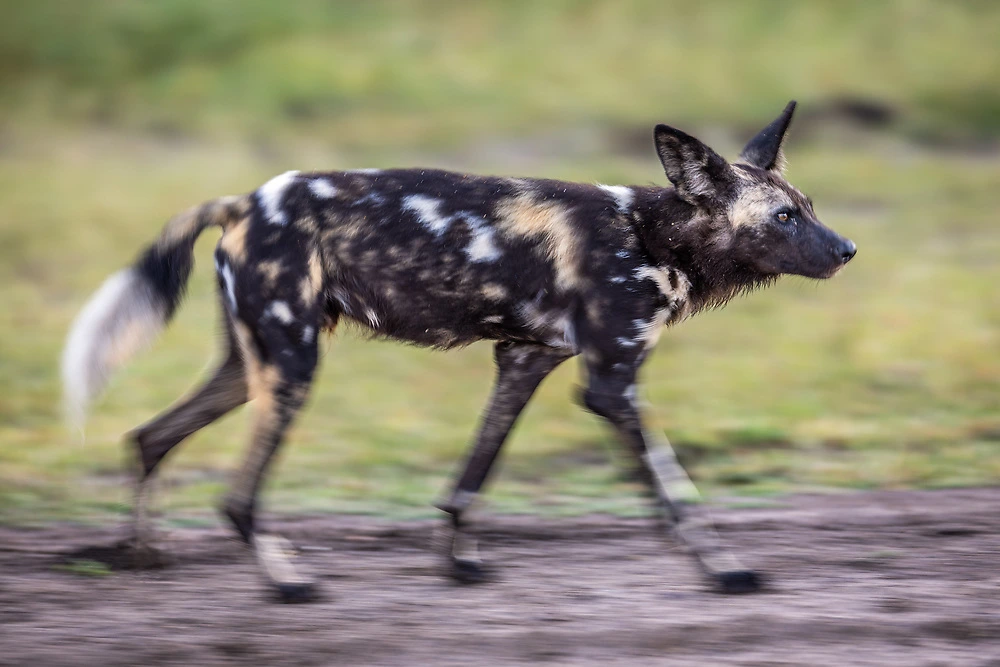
[216, 168, 693, 362]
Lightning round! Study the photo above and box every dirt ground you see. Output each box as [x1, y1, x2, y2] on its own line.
[0, 488, 998, 666]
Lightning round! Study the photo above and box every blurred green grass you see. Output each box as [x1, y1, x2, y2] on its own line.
[1, 0, 998, 524]
[4, 0, 1000, 144]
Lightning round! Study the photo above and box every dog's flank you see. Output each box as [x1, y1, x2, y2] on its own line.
[62, 101, 855, 599]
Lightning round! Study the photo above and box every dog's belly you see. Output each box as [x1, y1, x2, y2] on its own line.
[326, 261, 577, 351]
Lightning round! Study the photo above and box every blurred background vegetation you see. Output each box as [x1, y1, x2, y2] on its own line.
[1, 0, 998, 524]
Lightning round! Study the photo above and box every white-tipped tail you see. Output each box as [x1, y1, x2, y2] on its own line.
[61, 269, 167, 428]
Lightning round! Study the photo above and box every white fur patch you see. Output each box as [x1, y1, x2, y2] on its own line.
[253, 534, 310, 586]
[365, 308, 380, 328]
[633, 309, 670, 348]
[642, 443, 701, 504]
[549, 314, 576, 351]
[301, 325, 315, 345]
[355, 191, 387, 208]
[348, 168, 382, 175]
[598, 184, 634, 214]
[635, 265, 692, 325]
[266, 301, 294, 324]
[258, 170, 300, 225]
[461, 213, 501, 263]
[466, 231, 500, 262]
[218, 261, 238, 313]
[308, 178, 337, 199]
[634, 266, 672, 296]
[451, 532, 481, 564]
[332, 288, 351, 313]
[402, 195, 452, 237]
[61, 269, 166, 428]
[518, 296, 576, 351]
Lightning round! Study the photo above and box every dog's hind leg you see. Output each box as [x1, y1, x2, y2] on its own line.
[221, 314, 320, 602]
[124, 310, 248, 563]
[130, 314, 248, 478]
[436, 341, 571, 583]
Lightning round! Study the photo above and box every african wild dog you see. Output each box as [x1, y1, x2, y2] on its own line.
[63, 101, 855, 601]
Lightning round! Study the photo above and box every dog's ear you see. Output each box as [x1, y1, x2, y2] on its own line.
[654, 124, 733, 205]
[739, 100, 796, 173]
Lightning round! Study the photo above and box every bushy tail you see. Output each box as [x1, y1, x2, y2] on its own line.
[61, 195, 248, 428]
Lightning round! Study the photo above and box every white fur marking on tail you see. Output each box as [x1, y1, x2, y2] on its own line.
[258, 170, 300, 225]
[61, 269, 166, 428]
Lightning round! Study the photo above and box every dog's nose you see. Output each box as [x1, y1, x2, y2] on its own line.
[839, 239, 857, 263]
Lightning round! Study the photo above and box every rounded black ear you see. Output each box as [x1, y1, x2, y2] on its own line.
[654, 124, 732, 205]
[739, 100, 797, 173]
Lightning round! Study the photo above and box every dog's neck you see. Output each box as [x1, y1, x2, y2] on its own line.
[630, 186, 775, 312]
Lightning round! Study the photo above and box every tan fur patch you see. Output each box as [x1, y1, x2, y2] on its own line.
[293, 213, 318, 236]
[229, 362, 280, 505]
[247, 361, 280, 432]
[730, 183, 794, 229]
[360, 249, 378, 267]
[585, 296, 611, 326]
[158, 206, 202, 248]
[219, 219, 250, 262]
[308, 250, 323, 291]
[215, 195, 251, 231]
[227, 320, 279, 504]
[232, 322, 260, 382]
[159, 195, 248, 248]
[299, 277, 316, 306]
[331, 212, 368, 242]
[481, 283, 507, 301]
[586, 301, 603, 325]
[494, 193, 581, 290]
[257, 260, 283, 287]
[281, 249, 324, 308]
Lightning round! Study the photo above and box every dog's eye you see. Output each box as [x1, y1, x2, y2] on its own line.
[776, 210, 793, 223]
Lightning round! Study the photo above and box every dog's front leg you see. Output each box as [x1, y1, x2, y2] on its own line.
[436, 341, 572, 582]
[581, 365, 761, 594]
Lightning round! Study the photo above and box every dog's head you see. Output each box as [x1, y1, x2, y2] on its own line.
[654, 101, 856, 279]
